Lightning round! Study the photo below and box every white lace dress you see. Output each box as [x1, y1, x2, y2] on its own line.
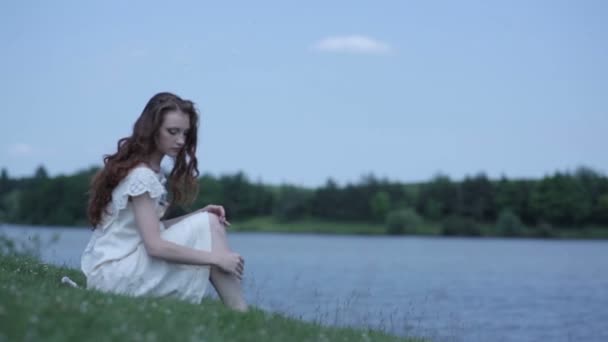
[81, 166, 212, 304]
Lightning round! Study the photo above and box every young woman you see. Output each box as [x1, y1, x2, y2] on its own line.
[82, 92, 247, 311]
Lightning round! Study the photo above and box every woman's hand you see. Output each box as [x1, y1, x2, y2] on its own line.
[200, 204, 231, 227]
[214, 251, 245, 280]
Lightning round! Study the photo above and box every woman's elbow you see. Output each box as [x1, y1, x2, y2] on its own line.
[144, 240, 166, 259]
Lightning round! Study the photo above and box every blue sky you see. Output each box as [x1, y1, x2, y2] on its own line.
[1, 0, 606, 186]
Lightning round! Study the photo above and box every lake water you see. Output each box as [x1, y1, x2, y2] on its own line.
[1, 224, 607, 342]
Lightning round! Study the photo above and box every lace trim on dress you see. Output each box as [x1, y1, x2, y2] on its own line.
[98, 167, 167, 231]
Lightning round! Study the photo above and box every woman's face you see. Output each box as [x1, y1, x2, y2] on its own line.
[156, 110, 191, 158]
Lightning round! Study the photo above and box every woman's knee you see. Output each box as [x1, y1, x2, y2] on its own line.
[206, 212, 226, 234]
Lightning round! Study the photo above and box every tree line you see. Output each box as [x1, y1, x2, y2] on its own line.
[1, 165, 607, 236]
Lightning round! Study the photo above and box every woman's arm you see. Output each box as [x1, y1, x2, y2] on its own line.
[132, 193, 244, 278]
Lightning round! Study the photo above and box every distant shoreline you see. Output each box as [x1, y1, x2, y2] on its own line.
[3, 217, 608, 240]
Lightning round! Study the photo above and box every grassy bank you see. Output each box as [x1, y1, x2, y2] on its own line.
[232, 216, 608, 239]
[0, 254, 424, 342]
[232, 216, 400, 235]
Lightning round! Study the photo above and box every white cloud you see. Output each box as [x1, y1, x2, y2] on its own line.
[312, 35, 392, 55]
[7, 143, 34, 157]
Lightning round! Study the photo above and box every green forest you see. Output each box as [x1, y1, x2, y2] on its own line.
[1, 165, 607, 238]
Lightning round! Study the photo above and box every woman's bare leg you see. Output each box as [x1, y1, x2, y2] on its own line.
[207, 213, 248, 312]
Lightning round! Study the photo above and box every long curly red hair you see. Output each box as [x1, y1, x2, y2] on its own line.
[87, 92, 200, 228]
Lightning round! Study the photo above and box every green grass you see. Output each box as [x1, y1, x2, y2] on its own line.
[232, 216, 608, 239]
[0, 254, 425, 342]
[552, 226, 608, 239]
[232, 216, 442, 236]
[232, 216, 385, 234]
